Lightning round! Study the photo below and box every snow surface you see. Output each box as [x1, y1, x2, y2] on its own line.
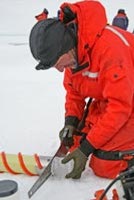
[0, 0, 134, 199]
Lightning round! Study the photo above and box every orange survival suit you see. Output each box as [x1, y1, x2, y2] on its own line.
[60, 1, 134, 179]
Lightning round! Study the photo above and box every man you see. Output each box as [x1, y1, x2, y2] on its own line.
[29, 1, 134, 179]
[112, 9, 129, 30]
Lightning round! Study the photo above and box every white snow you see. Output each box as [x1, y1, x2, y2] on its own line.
[0, 0, 134, 199]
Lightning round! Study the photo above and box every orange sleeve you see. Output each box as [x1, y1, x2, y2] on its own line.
[63, 68, 86, 120]
[87, 64, 134, 148]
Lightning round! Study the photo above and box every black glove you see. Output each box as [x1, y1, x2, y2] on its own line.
[62, 148, 87, 179]
[62, 139, 95, 179]
[59, 125, 76, 147]
[59, 116, 80, 147]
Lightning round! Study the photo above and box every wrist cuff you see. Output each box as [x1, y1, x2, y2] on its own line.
[65, 116, 80, 128]
[79, 139, 95, 157]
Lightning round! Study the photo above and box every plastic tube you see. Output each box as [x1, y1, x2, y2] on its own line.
[0, 152, 45, 176]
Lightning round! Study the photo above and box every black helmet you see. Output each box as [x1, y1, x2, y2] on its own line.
[29, 18, 76, 70]
[118, 9, 125, 14]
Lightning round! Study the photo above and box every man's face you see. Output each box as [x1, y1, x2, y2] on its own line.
[53, 49, 77, 72]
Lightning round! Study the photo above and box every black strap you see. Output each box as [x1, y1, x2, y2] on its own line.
[77, 98, 92, 131]
[93, 149, 130, 161]
[93, 149, 134, 160]
[72, 62, 89, 74]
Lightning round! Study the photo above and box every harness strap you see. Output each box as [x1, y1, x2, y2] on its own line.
[93, 149, 134, 161]
[93, 149, 122, 160]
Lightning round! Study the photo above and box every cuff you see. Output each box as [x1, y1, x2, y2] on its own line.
[79, 139, 95, 157]
[65, 116, 80, 128]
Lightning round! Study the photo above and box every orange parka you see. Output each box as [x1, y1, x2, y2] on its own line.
[61, 1, 134, 178]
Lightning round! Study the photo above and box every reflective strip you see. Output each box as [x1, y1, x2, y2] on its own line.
[82, 71, 99, 78]
[106, 26, 130, 46]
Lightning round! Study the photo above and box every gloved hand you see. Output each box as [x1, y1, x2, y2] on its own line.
[62, 139, 95, 179]
[62, 148, 87, 179]
[59, 125, 76, 147]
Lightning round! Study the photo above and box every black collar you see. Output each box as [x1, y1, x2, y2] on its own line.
[72, 62, 89, 74]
